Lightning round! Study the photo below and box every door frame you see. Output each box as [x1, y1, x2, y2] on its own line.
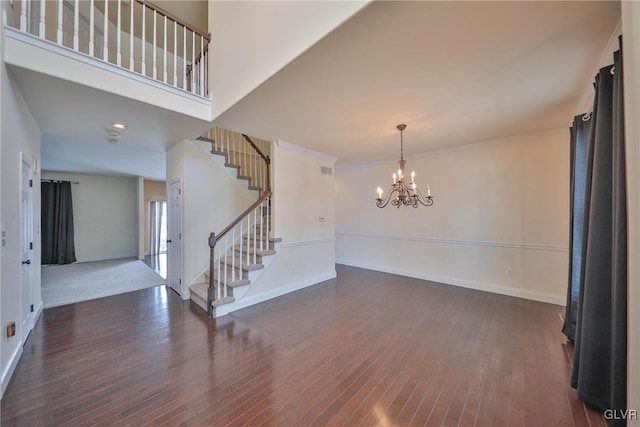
[19, 153, 34, 342]
[167, 178, 184, 298]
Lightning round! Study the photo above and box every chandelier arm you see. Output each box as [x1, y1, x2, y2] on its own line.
[413, 187, 434, 206]
[375, 189, 395, 208]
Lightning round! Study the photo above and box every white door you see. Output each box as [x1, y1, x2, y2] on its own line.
[20, 154, 34, 342]
[168, 179, 183, 296]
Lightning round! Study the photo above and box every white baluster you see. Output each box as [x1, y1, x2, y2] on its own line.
[152, 10, 157, 79]
[224, 234, 228, 294]
[173, 21, 177, 86]
[246, 215, 250, 266]
[39, 0, 45, 38]
[182, 26, 187, 89]
[73, 0, 79, 50]
[217, 244, 221, 300]
[199, 35, 204, 96]
[129, 0, 134, 70]
[254, 208, 258, 264]
[56, 0, 63, 44]
[191, 31, 196, 93]
[260, 200, 264, 251]
[103, 0, 109, 60]
[116, 0, 121, 65]
[267, 195, 270, 240]
[239, 218, 243, 279]
[233, 133, 237, 166]
[141, 4, 146, 75]
[243, 138, 247, 176]
[20, 0, 27, 32]
[163, 15, 167, 83]
[89, 0, 95, 56]
[232, 228, 235, 282]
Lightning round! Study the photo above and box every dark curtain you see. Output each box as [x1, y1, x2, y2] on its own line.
[41, 181, 76, 264]
[569, 45, 626, 422]
[562, 113, 591, 340]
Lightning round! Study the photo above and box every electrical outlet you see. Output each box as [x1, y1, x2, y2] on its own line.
[7, 322, 16, 338]
[507, 268, 514, 277]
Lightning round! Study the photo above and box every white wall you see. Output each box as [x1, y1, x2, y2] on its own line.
[335, 129, 570, 305]
[166, 139, 257, 297]
[208, 0, 368, 119]
[238, 141, 337, 307]
[622, 1, 640, 423]
[1, 49, 42, 395]
[41, 172, 137, 263]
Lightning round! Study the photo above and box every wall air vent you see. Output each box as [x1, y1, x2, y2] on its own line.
[321, 166, 333, 175]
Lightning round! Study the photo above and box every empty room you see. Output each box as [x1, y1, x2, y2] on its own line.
[1, 1, 639, 426]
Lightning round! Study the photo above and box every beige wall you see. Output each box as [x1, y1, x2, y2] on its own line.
[41, 172, 137, 262]
[336, 128, 569, 304]
[143, 179, 167, 255]
[239, 140, 337, 307]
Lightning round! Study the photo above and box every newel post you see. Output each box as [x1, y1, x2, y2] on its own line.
[266, 156, 271, 191]
[207, 232, 217, 317]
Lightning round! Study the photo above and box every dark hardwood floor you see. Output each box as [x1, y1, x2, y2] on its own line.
[1, 265, 604, 426]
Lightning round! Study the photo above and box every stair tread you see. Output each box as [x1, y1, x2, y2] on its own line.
[233, 245, 276, 256]
[243, 234, 282, 242]
[204, 270, 251, 287]
[219, 257, 264, 271]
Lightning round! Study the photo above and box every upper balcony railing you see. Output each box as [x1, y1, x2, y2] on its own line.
[4, 0, 210, 98]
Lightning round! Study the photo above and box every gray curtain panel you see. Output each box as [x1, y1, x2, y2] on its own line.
[562, 113, 591, 341]
[41, 181, 76, 265]
[570, 45, 626, 423]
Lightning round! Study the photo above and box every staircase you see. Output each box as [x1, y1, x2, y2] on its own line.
[189, 128, 282, 317]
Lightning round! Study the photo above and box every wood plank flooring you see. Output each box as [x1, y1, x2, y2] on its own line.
[1, 265, 604, 426]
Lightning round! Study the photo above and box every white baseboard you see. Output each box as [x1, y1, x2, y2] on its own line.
[34, 300, 44, 324]
[231, 271, 337, 312]
[1, 341, 23, 398]
[75, 253, 137, 263]
[336, 259, 565, 306]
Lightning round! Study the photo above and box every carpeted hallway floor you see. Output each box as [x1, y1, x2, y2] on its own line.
[42, 258, 166, 308]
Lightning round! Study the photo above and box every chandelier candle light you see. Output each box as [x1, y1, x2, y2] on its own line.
[376, 124, 434, 209]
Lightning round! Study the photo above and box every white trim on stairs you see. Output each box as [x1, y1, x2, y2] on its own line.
[280, 237, 335, 248]
[230, 271, 337, 312]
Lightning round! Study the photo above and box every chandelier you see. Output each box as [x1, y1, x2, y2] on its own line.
[376, 124, 434, 209]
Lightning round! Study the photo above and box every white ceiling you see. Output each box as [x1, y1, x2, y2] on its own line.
[213, 1, 620, 166]
[9, 66, 210, 180]
[10, 1, 620, 178]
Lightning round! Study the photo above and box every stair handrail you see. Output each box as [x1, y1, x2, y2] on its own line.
[242, 134, 271, 190]
[215, 190, 271, 242]
[207, 134, 272, 316]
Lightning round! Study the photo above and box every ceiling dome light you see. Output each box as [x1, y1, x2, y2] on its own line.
[112, 123, 127, 130]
